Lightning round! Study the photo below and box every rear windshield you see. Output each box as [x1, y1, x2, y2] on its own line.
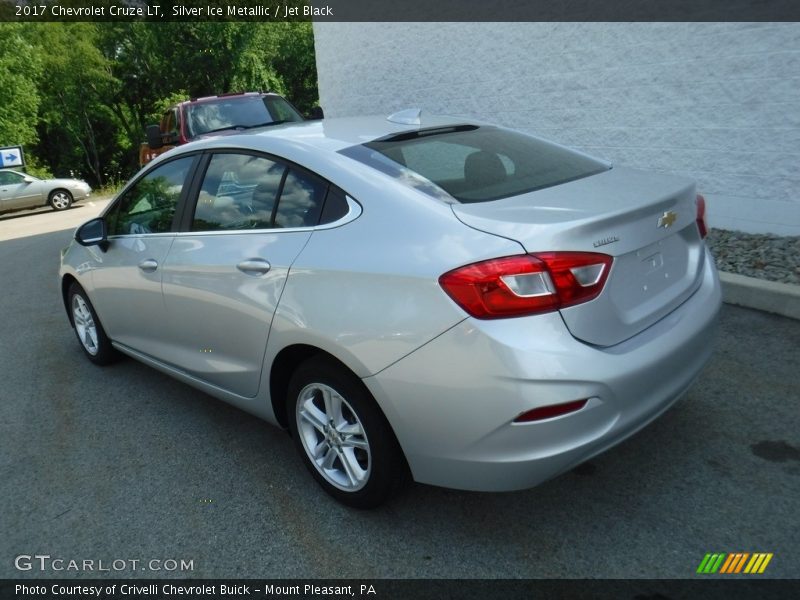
[340, 125, 609, 203]
[186, 96, 303, 138]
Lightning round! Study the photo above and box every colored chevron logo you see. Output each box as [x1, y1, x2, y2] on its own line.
[696, 552, 773, 574]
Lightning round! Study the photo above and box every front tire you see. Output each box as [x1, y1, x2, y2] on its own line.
[68, 283, 119, 365]
[287, 357, 407, 508]
[49, 190, 73, 211]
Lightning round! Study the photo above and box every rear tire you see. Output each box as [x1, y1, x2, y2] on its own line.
[68, 283, 119, 366]
[49, 190, 73, 211]
[287, 356, 407, 508]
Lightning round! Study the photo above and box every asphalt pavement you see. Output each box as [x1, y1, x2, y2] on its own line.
[1, 204, 798, 579]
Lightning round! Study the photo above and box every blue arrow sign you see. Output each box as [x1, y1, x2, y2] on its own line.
[0, 146, 24, 168]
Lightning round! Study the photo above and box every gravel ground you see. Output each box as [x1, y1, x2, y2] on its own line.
[706, 228, 800, 285]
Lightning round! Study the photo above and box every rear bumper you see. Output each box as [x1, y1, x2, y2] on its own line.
[364, 248, 721, 491]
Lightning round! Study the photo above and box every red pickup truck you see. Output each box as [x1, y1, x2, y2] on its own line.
[140, 92, 307, 165]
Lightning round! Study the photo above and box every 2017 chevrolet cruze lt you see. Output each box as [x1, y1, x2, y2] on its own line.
[60, 111, 721, 508]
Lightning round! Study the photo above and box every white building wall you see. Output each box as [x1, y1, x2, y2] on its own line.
[313, 23, 800, 235]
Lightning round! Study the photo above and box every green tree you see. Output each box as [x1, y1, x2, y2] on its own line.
[97, 22, 318, 174]
[2, 22, 319, 183]
[273, 22, 319, 114]
[29, 23, 122, 185]
[0, 24, 41, 150]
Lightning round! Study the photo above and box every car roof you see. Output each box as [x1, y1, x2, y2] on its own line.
[181, 114, 475, 154]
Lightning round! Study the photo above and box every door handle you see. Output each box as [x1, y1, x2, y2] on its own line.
[138, 259, 159, 273]
[237, 258, 271, 276]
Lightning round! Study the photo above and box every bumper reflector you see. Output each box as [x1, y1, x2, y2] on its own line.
[513, 399, 589, 423]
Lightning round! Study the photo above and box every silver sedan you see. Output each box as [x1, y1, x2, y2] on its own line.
[0, 169, 91, 213]
[59, 112, 721, 508]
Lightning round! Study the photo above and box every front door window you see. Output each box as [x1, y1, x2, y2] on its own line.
[106, 157, 194, 236]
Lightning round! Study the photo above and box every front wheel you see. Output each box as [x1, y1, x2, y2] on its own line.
[68, 283, 119, 365]
[287, 357, 407, 508]
[49, 190, 73, 211]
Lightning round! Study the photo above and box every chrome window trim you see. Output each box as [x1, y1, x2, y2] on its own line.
[107, 232, 176, 240]
[316, 195, 362, 230]
[169, 193, 363, 239]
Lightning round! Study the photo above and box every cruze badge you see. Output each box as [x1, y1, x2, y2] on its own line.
[593, 236, 619, 248]
[658, 211, 678, 229]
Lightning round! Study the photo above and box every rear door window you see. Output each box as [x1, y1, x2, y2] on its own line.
[190, 153, 332, 231]
[192, 153, 285, 231]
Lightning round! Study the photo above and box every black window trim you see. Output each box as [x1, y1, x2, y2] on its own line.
[269, 167, 292, 228]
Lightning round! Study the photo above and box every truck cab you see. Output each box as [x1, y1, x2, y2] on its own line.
[140, 92, 306, 166]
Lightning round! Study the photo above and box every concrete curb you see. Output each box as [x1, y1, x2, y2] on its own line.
[720, 271, 800, 320]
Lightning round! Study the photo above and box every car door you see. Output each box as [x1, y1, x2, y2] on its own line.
[87, 155, 198, 360]
[159, 151, 328, 398]
[0, 171, 42, 210]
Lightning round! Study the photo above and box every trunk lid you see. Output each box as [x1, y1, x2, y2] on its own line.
[451, 166, 706, 346]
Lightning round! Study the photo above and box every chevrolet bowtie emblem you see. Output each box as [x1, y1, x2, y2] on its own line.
[658, 211, 677, 228]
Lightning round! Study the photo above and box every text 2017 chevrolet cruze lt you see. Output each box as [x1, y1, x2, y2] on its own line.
[60, 112, 721, 507]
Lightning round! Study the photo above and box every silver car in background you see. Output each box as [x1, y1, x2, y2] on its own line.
[59, 112, 721, 507]
[0, 169, 91, 213]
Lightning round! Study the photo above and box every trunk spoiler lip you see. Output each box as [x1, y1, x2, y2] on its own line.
[449, 166, 698, 259]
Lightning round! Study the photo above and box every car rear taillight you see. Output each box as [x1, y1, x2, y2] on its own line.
[439, 251, 613, 319]
[696, 193, 708, 239]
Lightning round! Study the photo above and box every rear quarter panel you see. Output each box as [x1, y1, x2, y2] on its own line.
[264, 158, 525, 380]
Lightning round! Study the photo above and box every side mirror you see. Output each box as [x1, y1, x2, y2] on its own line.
[23, 176, 35, 184]
[76, 217, 108, 250]
[146, 124, 164, 149]
[308, 106, 324, 120]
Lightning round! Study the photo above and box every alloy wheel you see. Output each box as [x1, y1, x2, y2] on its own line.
[295, 382, 372, 491]
[72, 294, 99, 356]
